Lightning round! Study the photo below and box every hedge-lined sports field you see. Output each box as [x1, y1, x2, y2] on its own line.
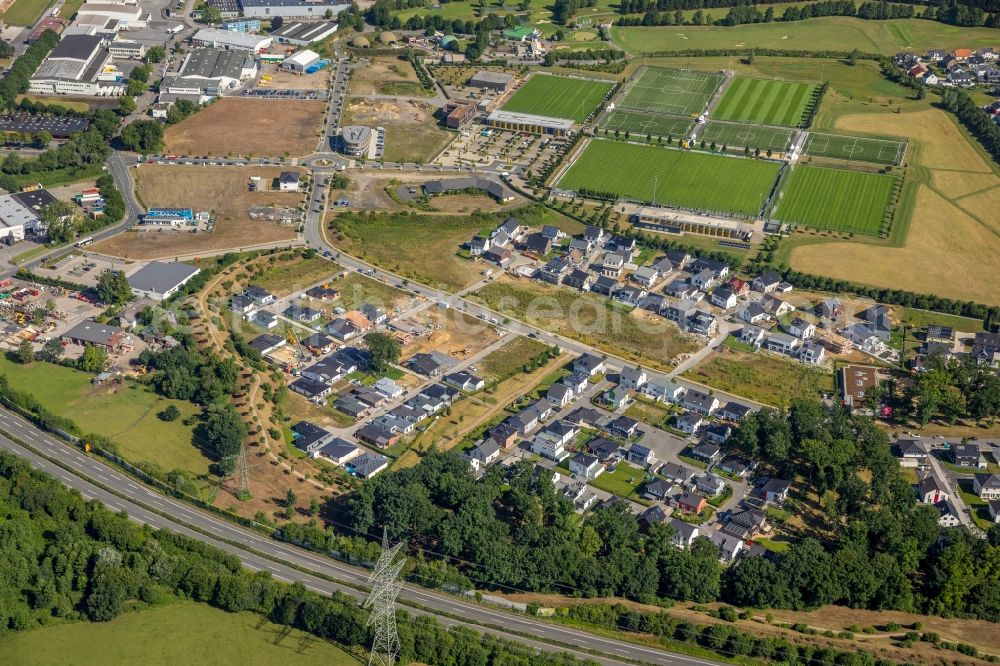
[618, 67, 723, 117]
[599, 109, 694, 139]
[558, 140, 781, 216]
[803, 132, 906, 166]
[770, 165, 895, 234]
[699, 122, 794, 152]
[713, 77, 821, 127]
[502, 74, 614, 122]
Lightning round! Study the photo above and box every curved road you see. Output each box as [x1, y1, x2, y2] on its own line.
[0, 407, 721, 666]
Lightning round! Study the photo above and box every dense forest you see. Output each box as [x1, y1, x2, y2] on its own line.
[338, 400, 1000, 621]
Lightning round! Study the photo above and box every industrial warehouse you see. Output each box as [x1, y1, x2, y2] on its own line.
[28, 34, 124, 96]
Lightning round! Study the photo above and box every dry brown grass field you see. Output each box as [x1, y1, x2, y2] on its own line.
[788, 108, 1000, 306]
[163, 98, 324, 157]
[94, 165, 300, 259]
[341, 98, 452, 163]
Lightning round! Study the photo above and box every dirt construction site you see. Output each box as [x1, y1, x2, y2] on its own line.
[92, 165, 303, 260]
[163, 98, 326, 158]
[341, 98, 453, 163]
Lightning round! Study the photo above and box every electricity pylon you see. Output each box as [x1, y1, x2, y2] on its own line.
[235, 442, 251, 500]
[364, 529, 405, 666]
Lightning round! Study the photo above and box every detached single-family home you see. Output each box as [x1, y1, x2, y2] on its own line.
[696, 473, 726, 497]
[752, 272, 781, 293]
[683, 390, 719, 415]
[467, 439, 501, 466]
[704, 422, 732, 444]
[919, 476, 949, 504]
[710, 531, 744, 563]
[603, 387, 629, 410]
[954, 443, 986, 469]
[609, 415, 641, 440]
[675, 411, 704, 435]
[642, 379, 685, 404]
[627, 442, 653, 466]
[677, 493, 707, 514]
[785, 317, 816, 339]
[468, 235, 490, 256]
[738, 302, 767, 325]
[661, 462, 694, 485]
[737, 325, 765, 349]
[573, 353, 606, 377]
[690, 443, 721, 464]
[601, 253, 625, 278]
[589, 436, 622, 461]
[717, 402, 752, 422]
[564, 269, 593, 291]
[569, 452, 604, 479]
[547, 382, 574, 407]
[444, 370, 485, 392]
[531, 432, 568, 461]
[643, 478, 673, 501]
[631, 266, 660, 288]
[710, 286, 737, 310]
[765, 332, 801, 356]
[669, 518, 700, 548]
[974, 473, 1000, 501]
[245, 285, 275, 305]
[639, 505, 669, 528]
[756, 477, 792, 504]
[619, 365, 647, 390]
[799, 343, 826, 365]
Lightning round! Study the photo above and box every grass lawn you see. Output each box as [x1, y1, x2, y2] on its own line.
[958, 481, 994, 530]
[803, 132, 906, 166]
[502, 74, 614, 122]
[0, 356, 210, 477]
[713, 77, 820, 128]
[473, 279, 699, 371]
[558, 140, 781, 216]
[253, 255, 338, 296]
[329, 211, 495, 291]
[611, 17, 1000, 55]
[325, 272, 411, 312]
[590, 462, 647, 498]
[599, 109, 694, 139]
[772, 165, 895, 234]
[619, 67, 723, 116]
[699, 122, 794, 152]
[2, 0, 54, 25]
[624, 398, 671, 427]
[0, 601, 359, 665]
[682, 348, 835, 406]
[479, 336, 552, 383]
[756, 535, 795, 553]
[894, 307, 985, 333]
[677, 454, 708, 470]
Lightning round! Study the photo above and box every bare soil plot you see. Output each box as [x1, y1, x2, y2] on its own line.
[788, 108, 1000, 305]
[258, 63, 329, 90]
[347, 56, 429, 97]
[341, 98, 452, 163]
[93, 165, 300, 260]
[402, 307, 500, 361]
[164, 98, 324, 157]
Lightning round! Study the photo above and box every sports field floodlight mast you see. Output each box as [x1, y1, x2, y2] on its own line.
[364, 529, 406, 666]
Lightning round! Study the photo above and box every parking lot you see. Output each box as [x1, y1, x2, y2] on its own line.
[40, 252, 131, 288]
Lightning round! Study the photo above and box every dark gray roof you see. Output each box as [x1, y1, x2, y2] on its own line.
[0, 115, 89, 138]
[180, 47, 251, 80]
[271, 20, 338, 42]
[127, 261, 200, 295]
[51, 34, 104, 60]
[63, 319, 123, 346]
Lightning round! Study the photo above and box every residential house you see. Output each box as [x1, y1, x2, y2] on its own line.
[677, 493, 707, 514]
[253, 309, 278, 329]
[665, 279, 700, 300]
[669, 518, 700, 548]
[761, 295, 795, 318]
[631, 266, 660, 288]
[584, 225, 605, 246]
[539, 257, 572, 285]
[857, 304, 892, 340]
[619, 365, 647, 390]
[990, 500, 1000, 524]
[468, 439, 501, 466]
[290, 420, 334, 454]
[355, 423, 398, 449]
[642, 379, 685, 404]
[660, 462, 693, 485]
[839, 364, 883, 414]
[493, 217, 526, 242]
[231, 293, 257, 316]
[614, 285, 647, 307]
[489, 423, 520, 449]
[610, 415, 641, 440]
[954, 443, 986, 469]
[722, 508, 769, 540]
[974, 473, 1000, 500]
[756, 477, 792, 504]
[710, 531, 744, 563]
[690, 258, 729, 279]
[651, 256, 675, 276]
[317, 438, 363, 465]
[326, 317, 361, 342]
[689, 311, 718, 336]
[569, 452, 604, 479]
[926, 325, 955, 344]
[819, 297, 842, 321]
[603, 387, 629, 410]
[919, 476, 949, 504]
[283, 304, 323, 323]
[301, 357, 349, 384]
[547, 382, 575, 407]
[696, 473, 726, 496]
[710, 286, 737, 310]
[639, 505, 669, 528]
[639, 292, 667, 314]
[785, 317, 816, 339]
[627, 442, 653, 466]
[737, 302, 767, 325]
[567, 406, 602, 428]
[938, 499, 963, 528]
[528, 398, 554, 422]
[540, 420, 579, 447]
[643, 478, 673, 501]
[664, 249, 691, 269]
[468, 236, 490, 256]
[718, 457, 753, 479]
[522, 232, 552, 256]
[444, 370, 485, 392]
[560, 372, 590, 395]
[704, 422, 732, 445]
[568, 238, 591, 254]
[765, 332, 801, 356]
[752, 272, 781, 293]
[573, 353, 606, 377]
[590, 275, 620, 297]
[305, 285, 340, 301]
[589, 436, 622, 461]
[601, 253, 625, 278]
[737, 325, 765, 349]
[927, 48, 947, 62]
[564, 269, 593, 291]
[675, 411, 704, 435]
[896, 439, 928, 467]
[360, 304, 387, 326]
[408, 351, 457, 377]
[717, 402, 752, 422]
[690, 269, 718, 291]
[508, 409, 539, 435]
[799, 343, 826, 365]
[530, 431, 569, 461]
[608, 235, 637, 258]
[683, 390, 719, 415]
[349, 452, 389, 479]
[483, 248, 513, 268]
[245, 284, 275, 305]
[291, 377, 333, 401]
[541, 224, 564, 241]
[690, 443, 721, 464]
[971, 332, 1000, 366]
[373, 377, 404, 399]
[727, 277, 750, 297]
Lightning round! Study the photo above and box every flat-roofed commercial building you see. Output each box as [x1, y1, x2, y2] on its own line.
[486, 110, 574, 136]
[240, 0, 350, 19]
[271, 20, 339, 45]
[469, 70, 514, 92]
[161, 47, 258, 98]
[28, 35, 122, 96]
[192, 27, 271, 52]
[75, 3, 149, 29]
[126, 261, 201, 301]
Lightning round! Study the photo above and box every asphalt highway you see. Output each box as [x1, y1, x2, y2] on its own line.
[0, 407, 724, 666]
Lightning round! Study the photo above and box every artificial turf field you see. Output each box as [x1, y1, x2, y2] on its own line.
[618, 67, 724, 116]
[713, 77, 821, 127]
[501, 74, 614, 122]
[699, 122, 794, 152]
[770, 165, 895, 234]
[600, 109, 694, 138]
[803, 132, 907, 166]
[558, 140, 781, 216]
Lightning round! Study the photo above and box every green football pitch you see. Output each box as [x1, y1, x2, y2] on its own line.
[600, 110, 694, 139]
[770, 165, 895, 234]
[618, 67, 724, 117]
[558, 140, 781, 216]
[713, 77, 821, 127]
[699, 122, 794, 152]
[501, 74, 615, 122]
[803, 132, 907, 166]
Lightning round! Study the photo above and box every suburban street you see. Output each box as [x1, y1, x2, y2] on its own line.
[0, 405, 723, 666]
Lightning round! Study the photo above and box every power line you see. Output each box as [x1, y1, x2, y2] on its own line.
[365, 529, 405, 666]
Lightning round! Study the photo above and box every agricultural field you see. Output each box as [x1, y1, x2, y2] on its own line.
[501, 74, 614, 122]
[785, 107, 1000, 305]
[0, 602, 359, 666]
[682, 346, 835, 406]
[163, 98, 324, 157]
[472, 278, 699, 371]
[94, 165, 300, 259]
[803, 132, 906, 166]
[558, 139, 781, 216]
[699, 122, 794, 152]
[611, 17, 1000, 54]
[340, 98, 452, 163]
[599, 109, 694, 139]
[712, 77, 820, 127]
[771, 165, 896, 234]
[618, 67, 723, 116]
[0, 356, 211, 479]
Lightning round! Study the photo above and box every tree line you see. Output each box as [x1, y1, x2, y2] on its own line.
[0, 30, 59, 110]
[0, 449, 604, 666]
[940, 87, 1000, 170]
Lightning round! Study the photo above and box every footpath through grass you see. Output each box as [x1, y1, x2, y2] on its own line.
[771, 165, 895, 234]
[0, 601, 360, 666]
[0, 356, 210, 476]
[559, 139, 781, 216]
[502, 74, 614, 122]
